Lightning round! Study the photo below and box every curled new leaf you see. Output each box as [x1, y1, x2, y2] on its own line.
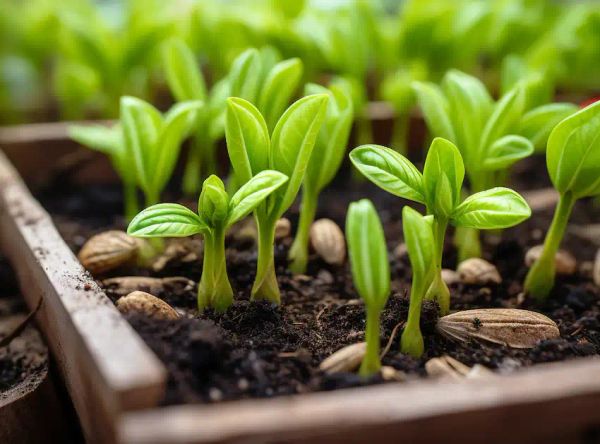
[451, 187, 532, 229]
[198, 176, 229, 227]
[128, 203, 207, 237]
[350, 145, 425, 203]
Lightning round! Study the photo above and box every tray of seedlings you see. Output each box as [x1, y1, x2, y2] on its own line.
[1, 2, 600, 442]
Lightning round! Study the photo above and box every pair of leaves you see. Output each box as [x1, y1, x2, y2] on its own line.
[127, 170, 288, 237]
[120, 96, 203, 200]
[225, 94, 329, 222]
[547, 101, 600, 198]
[350, 139, 531, 230]
[228, 47, 304, 132]
[303, 79, 354, 194]
[346, 199, 390, 310]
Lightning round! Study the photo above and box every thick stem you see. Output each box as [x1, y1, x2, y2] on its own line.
[359, 309, 381, 377]
[288, 190, 318, 274]
[424, 217, 450, 315]
[524, 193, 575, 301]
[400, 275, 425, 358]
[198, 227, 234, 312]
[123, 180, 139, 223]
[182, 137, 203, 196]
[251, 217, 281, 304]
[455, 227, 482, 263]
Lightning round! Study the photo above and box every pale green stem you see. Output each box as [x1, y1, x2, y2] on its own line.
[144, 190, 165, 253]
[251, 217, 280, 304]
[359, 308, 382, 377]
[455, 226, 482, 263]
[524, 192, 575, 301]
[425, 217, 450, 315]
[288, 189, 318, 274]
[390, 113, 408, 155]
[182, 137, 203, 196]
[400, 274, 426, 358]
[198, 226, 234, 312]
[123, 180, 139, 223]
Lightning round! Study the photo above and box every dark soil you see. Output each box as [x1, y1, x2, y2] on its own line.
[36, 153, 600, 406]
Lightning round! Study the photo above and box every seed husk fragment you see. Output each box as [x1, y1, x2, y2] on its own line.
[457, 258, 502, 285]
[425, 355, 493, 380]
[319, 342, 366, 374]
[310, 218, 346, 266]
[116, 291, 179, 320]
[525, 244, 576, 275]
[437, 308, 560, 348]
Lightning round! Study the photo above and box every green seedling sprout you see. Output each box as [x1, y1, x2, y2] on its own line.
[525, 101, 600, 300]
[346, 199, 390, 377]
[400, 206, 436, 358]
[288, 80, 354, 273]
[350, 137, 531, 315]
[128, 171, 288, 312]
[69, 123, 139, 222]
[226, 94, 328, 303]
[120, 96, 203, 253]
[413, 70, 575, 261]
[163, 38, 230, 195]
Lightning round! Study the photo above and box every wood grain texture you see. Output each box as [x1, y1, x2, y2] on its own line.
[0, 150, 166, 444]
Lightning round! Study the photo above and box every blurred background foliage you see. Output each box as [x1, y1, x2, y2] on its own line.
[0, 0, 598, 124]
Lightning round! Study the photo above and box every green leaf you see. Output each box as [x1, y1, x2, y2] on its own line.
[229, 48, 261, 103]
[153, 100, 203, 195]
[422, 138, 464, 217]
[270, 94, 329, 217]
[350, 145, 425, 203]
[402, 206, 435, 283]
[258, 58, 303, 132]
[227, 170, 289, 226]
[480, 86, 525, 154]
[305, 81, 354, 192]
[163, 38, 206, 102]
[412, 81, 456, 141]
[127, 203, 206, 237]
[120, 96, 162, 193]
[519, 103, 579, 151]
[69, 124, 121, 157]
[547, 101, 600, 198]
[451, 187, 531, 229]
[198, 175, 229, 227]
[483, 135, 534, 170]
[346, 199, 390, 309]
[225, 97, 270, 184]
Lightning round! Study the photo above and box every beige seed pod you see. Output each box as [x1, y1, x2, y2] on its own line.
[425, 355, 470, 380]
[102, 276, 195, 298]
[78, 230, 141, 275]
[116, 291, 179, 320]
[310, 218, 346, 266]
[319, 342, 366, 374]
[437, 308, 560, 349]
[525, 245, 577, 275]
[457, 258, 502, 285]
[380, 366, 406, 382]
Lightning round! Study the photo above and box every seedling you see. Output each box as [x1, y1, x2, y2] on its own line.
[525, 101, 600, 300]
[413, 69, 574, 260]
[163, 38, 230, 195]
[127, 171, 288, 311]
[351, 137, 531, 314]
[69, 123, 139, 222]
[226, 94, 328, 303]
[288, 80, 354, 273]
[400, 206, 436, 358]
[346, 199, 390, 377]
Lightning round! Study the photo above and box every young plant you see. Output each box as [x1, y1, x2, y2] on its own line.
[346, 199, 390, 377]
[127, 171, 288, 312]
[350, 137, 531, 315]
[226, 94, 329, 303]
[120, 96, 203, 208]
[69, 123, 139, 222]
[400, 206, 436, 358]
[163, 38, 230, 195]
[413, 70, 574, 260]
[288, 80, 354, 273]
[525, 101, 600, 300]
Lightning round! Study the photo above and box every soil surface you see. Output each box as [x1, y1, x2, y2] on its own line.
[37, 153, 600, 406]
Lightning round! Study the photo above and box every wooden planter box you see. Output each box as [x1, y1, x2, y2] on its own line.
[1, 122, 599, 444]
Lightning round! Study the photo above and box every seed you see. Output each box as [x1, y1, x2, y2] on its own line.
[78, 230, 140, 275]
[275, 218, 291, 240]
[457, 258, 502, 285]
[525, 245, 576, 275]
[437, 308, 560, 349]
[380, 366, 406, 382]
[310, 218, 346, 266]
[102, 276, 195, 298]
[594, 249, 600, 286]
[116, 291, 179, 320]
[441, 268, 460, 286]
[425, 355, 470, 380]
[319, 342, 366, 374]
